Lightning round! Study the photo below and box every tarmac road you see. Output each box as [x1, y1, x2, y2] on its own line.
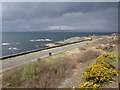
[1, 39, 99, 72]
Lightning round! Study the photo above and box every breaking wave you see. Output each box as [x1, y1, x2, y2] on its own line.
[30, 39, 52, 42]
[8, 47, 19, 50]
[1, 43, 11, 46]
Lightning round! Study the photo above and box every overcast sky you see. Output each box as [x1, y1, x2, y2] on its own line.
[2, 2, 118, 32]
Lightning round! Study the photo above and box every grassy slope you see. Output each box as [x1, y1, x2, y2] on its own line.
[81, 35, 119, 88]
[2, 34, 118, 88]
[2, 44, 103, 88]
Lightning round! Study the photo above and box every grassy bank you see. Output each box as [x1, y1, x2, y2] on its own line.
[2, 45, 103, 88]
[78, 34, 119, 89]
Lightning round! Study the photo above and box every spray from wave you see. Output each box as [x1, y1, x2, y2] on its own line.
[30, 39, 52, 42]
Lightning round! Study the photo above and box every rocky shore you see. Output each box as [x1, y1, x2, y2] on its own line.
[45, 35, 99, 47]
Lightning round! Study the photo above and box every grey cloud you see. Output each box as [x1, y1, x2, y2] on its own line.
[2, 2, 117, 21]
[2, 2, 118, 32]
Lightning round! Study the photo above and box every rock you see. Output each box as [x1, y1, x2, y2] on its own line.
[45, 43, 57, 47]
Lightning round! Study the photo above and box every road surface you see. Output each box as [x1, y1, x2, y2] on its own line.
[1, 39, 99, 72]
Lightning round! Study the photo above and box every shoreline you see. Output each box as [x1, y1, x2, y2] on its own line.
[2, 32, 118, 88]
[1, 32, 116, 60]
[2, 32, 115, 57]
[0, 34, 101, 60]
[1, 39, 91, 60]
[2, 38, 101, 71]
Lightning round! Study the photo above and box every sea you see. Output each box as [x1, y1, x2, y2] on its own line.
[1, 32, 113, 57]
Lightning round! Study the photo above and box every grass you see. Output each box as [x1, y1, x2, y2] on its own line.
[22, 62, 41, 80]
[2, 34, 118, 88]
[3, 67, 23, 87]
[2, 52, 73, 87]
[10, 74, 19, 87]
[76, 49, 102, 63]
[2, 46, 104, 88]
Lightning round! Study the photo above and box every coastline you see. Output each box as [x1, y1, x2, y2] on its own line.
[1, 33, 114, 60]
[2, 32, 118, 88]
[1, 38, 91, 60]
[2, 39, 96, 71]
[2, 32, 114, 57]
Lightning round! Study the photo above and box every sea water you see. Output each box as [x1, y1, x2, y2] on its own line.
[1, 32, 112, 56]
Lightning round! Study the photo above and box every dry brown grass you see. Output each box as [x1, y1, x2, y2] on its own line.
[3, 68, 23, 87]
[2, 42, 107, 88]
[33, 56, 77, 88]
[73, 49, 103, 63]
[3, 54, 78, 88]
[79, 46, 87, 51]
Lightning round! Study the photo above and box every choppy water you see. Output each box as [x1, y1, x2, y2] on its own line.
[1, 32, 113, 56]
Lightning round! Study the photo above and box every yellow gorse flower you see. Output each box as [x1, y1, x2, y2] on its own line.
[79, 53, 117, 89]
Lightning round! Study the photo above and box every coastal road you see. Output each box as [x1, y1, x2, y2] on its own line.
[1, 39, 100, 72]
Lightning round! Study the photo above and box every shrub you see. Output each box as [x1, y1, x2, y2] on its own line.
[97, 53, 116, 69]
[5, 68, 23, 87]
[83, 63, 117, 83]
[37, 58, 42, 62]
[22, 62, 40, 80]
[97, 53, 116, 64]
[92, 83, 101, 89]
[77, 49, 102, 63]
[10, 74, 19, 87]
[79, 53, 118, 89]
[79, 81, 100, 89]
[80, 81, 93, 88]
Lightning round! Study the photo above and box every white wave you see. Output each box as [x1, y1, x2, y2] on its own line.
[30, 39, 52, 42]
[36, 39, 42, 41]
[8, 47, 19, 50]
[1, 43, 11, 46]
[30, 40, 35, 42]
[45, 39, 52, 41]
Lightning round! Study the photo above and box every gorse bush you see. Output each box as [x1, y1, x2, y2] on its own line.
[79, 53, 118, 89]
[79, 81, 100, 89]
[83, 64, 117, 83]
[97, 53, 116, 64]
[96, 53, 116, 69]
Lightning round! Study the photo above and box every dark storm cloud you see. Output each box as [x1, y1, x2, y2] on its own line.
[2, 2, 118, 32]
[2, 2, 117, 21]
